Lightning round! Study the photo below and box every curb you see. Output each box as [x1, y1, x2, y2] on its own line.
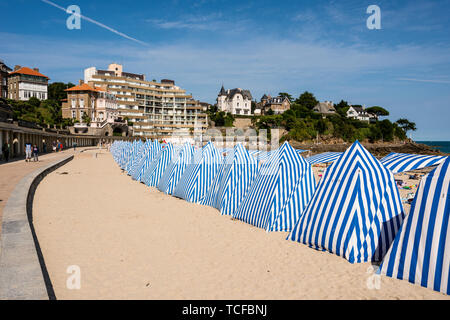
[0, 154, 74, 300]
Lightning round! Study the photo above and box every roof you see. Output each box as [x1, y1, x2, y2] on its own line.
[227, 88, 252, 100]
[65, 83, 103, 92]
[9, 67, 49, 79]
[313, 102, 336, 114]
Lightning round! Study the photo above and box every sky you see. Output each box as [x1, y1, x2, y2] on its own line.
[1, 0, 449, 140]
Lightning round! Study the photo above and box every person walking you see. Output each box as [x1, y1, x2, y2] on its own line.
[73, 141, 77, 151]
[32, 144, 39, 162]
[52, 141, 57, 152]
[42, 139, 47, 153]
[2, 143, 10, 162]
[25, 142, 32, 162]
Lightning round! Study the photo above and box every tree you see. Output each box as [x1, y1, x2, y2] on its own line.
[366, 106, 389, 118]
[266, 108, 274, 115]
[295, 91, 318, 110]
[48, 82, 75, 104]
[396, 118, 417, 135]
[278, 92, 293, 102]
[81, 112, 91, 125]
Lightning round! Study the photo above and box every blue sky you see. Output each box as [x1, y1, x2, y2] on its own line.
[1, 0, 450, 140]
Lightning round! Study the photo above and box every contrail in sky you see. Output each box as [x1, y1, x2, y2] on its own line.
[41, 0, 148, 46]
[397, 78, 450, 84]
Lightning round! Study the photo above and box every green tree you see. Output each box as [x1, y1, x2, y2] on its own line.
[266, 108, 274, 115]
[295, 91, 318, 110]
[278, 92, 293, 102]
[396, 118, 417, 135]
[48, 82, 75, 104]
[366, 106, 389, 118]
[81, 112, 91, 125]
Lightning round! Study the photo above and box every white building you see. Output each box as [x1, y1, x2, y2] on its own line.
[217, 86, 252, 115]
[346, 105, 376, 122]
[7, 66, 49, 101]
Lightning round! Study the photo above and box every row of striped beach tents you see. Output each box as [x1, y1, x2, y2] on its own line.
[110, 139, 449, 295]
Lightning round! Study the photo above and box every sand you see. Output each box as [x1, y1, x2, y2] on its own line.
[33, 149, 449, 300]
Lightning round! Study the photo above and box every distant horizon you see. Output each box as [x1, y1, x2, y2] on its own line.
[1, 0, 449, 140]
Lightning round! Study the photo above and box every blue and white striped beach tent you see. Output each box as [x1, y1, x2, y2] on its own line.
[201, 143, 258, 216]
[233, 141, 316, 232]
[157, 142, 195, 195]
[306, 152, 343, 165]
[125, 140, 144, 172]
[380, 152, 447, 174]
[142, 143, 180, 187]
[128, 140, 152, 176]
[379, 157, 450, 295]
[130, 140, 162, 181]
[119, 142, 133, 169]
[173, 142, 223, 203]
[288, 141, 405, 263]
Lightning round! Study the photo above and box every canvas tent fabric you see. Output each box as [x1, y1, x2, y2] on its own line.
[288, 141, 405, 264]
[142, 143, 179, 187]
[125, 140, 144, 173]
[157, 142, 195, 195]
[173, 142, 223, 203]
[380, 152, 447, 174]
[306, 152, 343, 165]
[379, 157, 450, 295]
[201, 143, 258, 216]
[233, 141, 316, 232]
[130, 140, 162, 181]
[128, 140, 152, 176]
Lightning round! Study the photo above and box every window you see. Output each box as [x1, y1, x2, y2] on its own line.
[79, 98, 84, 108]
[72, 110, 76, 118]
[71, 99, 76, 108]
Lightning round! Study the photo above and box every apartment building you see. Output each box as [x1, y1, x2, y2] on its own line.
[0, 60, 12, 99]
[83, 63, 207, 139]
[62, 81, 118, 126]
[7, 66, 49, 100]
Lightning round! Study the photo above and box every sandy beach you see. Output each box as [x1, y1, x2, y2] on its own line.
[33, 149, 449, 300]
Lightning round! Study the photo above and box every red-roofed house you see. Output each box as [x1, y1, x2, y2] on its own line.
[62, 80, 118, 126]
[7, 65, 49, 100]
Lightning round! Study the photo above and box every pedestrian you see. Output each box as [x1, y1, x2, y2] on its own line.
[73, 141, 77, 151]
[25, 142, 32, 162]
[60, 142, 63, 151]
[52, 141, 56, 152]
[42, 139, 47, 153]
[33, 144, 39, 162]
[3, 143, 10, 162]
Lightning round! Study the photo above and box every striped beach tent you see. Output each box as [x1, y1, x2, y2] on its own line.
[157, 142, 195, 195]
[125, 140, 144, 173]
[380, 152, 447, 173]
[128, 140, 152, 176]
[201, 143, 258, 216]
[142, 143, 179, 187]
[306, 152, 343, 165]
[288, 141, 405, 263]
[233, 141, 316, 232]
[131, 140, 162, 181]
[173, 142, 223, 203]
[119, 142, 133, 169]
[379, 157, 450, 295]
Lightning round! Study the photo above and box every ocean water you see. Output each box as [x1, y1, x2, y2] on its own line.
[416, 141, 450, 154]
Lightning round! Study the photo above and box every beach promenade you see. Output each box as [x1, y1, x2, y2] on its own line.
[30, 149, 449, 300]
[0, 149, 80, 235]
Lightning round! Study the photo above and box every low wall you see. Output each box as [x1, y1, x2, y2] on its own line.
[0, 154, 74, 300]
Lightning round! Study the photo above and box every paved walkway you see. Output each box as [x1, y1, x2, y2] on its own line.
[0, 148, 91, 236]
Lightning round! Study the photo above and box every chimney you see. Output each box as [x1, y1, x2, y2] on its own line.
[14, 65, 21, 71]
[79, 79, 84, 85]
[33, 68, 39, 72]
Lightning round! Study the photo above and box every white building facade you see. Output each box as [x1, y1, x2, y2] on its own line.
[217, 86, 252, 115]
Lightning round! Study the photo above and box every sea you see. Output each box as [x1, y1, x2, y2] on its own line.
[416, 141, 450, 154]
